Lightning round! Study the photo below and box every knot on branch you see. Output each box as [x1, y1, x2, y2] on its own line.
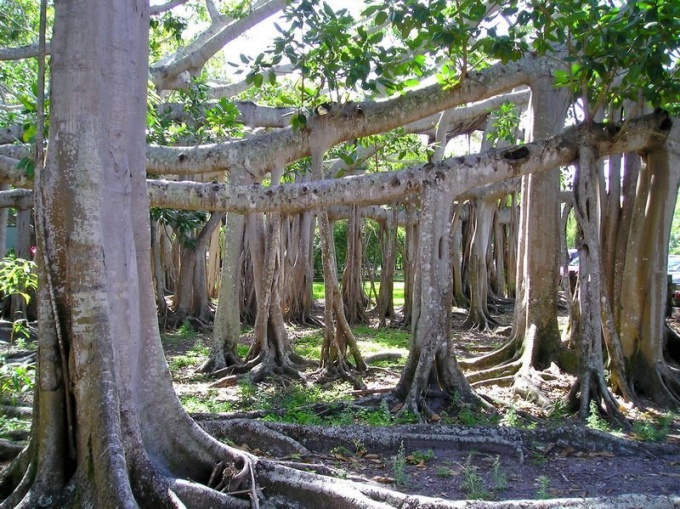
[502, 146, 530, 162]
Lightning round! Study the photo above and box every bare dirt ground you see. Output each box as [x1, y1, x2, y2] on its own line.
[164, 307, 680, 506]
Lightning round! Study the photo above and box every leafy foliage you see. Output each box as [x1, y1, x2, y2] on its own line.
[0, 359, 34, 405]
[0, 255, 38, 307]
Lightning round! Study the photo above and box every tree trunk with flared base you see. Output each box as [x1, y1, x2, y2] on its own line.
[392, 186, 484, 417]
[614, 121, 680, 406]
[171, 212, 224, 327]
[461, 78, 569, 397]
[0, 6, 256, 506]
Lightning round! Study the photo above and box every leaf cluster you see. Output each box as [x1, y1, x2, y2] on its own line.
[0, 255, 38, 306]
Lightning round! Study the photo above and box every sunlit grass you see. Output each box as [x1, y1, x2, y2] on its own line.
[0, 415, 31, 439]
[312, 280, 405, 308]
[180, 393, 235, 413]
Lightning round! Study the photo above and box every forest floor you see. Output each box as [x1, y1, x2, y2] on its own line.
[161, 304, 680, 506]
[1, 304, 679, 505]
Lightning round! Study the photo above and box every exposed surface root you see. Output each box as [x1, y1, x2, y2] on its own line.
[466, 360, 521, 384]
[458, 337, 520, 370]
[197, 419, 310, 457]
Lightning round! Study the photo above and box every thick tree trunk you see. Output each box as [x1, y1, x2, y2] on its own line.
[462, 79, 569, 389]
[203, 212, 245, 372]
[150, 220, 168, 317]
[569, 145, 627, 422]
[172, 211, 224, 325]
[376, 209, 397, 327]
[311, 144, 367, 385]
[450, 206, 469, 308]
[399, 204, 419, 325]
[281, 209, 317, 324]
[393, 185, 482, 415]
[617, 122, 680, 404]
[463, 199, 498, 330]
[0, 3, 254, 506]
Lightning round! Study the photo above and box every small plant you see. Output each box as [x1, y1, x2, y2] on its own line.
[407, 449, 435, 465]
[500, 407, 519, 427]
[436, 466, 455, 477]
[0, 255, 38, 307]
[358, 400, 392, 426]
[238, 380, 260, 409]
[490, 456, 507, 492]
[586, 401, 610, 432]
[633, 413, 672, 442]
[392, 441, 409, 486]
[461, 455, 489, 500]
[457, 405, 494, 426]
[535, 475, 552, 499]
[352, 438, 366, 456]
[177, 321, 197, 339]
[458, 406, 479, 425]
[0, 415, 31, 439]
[0, 362, 35, 405]
[548, 399, 568, 421]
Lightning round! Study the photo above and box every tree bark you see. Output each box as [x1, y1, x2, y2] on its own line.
[341, 205, 369, 325]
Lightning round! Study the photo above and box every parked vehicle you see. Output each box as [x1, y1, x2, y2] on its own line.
[668, 257, 680, 310]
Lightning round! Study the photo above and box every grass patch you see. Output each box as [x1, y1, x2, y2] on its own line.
[312, 281, 405, 308]
[0, 415, 30, 439]
[165, 339, 210, 374]
[180, 393, 235, 413]
[293, 331, 324, 359]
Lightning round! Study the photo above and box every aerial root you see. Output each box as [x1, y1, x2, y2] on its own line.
[207, 455, 260, 508]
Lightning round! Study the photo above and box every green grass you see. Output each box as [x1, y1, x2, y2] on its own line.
[180, 393, 235, 413]
[0, 415, 30, 439]
[164, 339, 210, 373]
[312, 281, 406, 308]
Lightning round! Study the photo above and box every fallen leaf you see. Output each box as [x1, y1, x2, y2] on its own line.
[371, 476, 395, 484]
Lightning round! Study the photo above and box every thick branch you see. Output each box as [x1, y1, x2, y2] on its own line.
[150, 0, 287, 90]
[0, 43, 51, 61]
[0, 189, 33, 209]
[150, 0, 190, 16]
[145, 55, 558, 176]
[147, 111, 672, 213]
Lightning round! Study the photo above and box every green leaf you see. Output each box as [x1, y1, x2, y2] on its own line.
[375, 11, 388, 26]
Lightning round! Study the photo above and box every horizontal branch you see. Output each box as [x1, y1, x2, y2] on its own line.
[2, 113, 672, 216]
[145, 55, 556, 178]
[0, 189, 33, 209]
[0, 43, 51, 61]
[147, 111, 672, 214]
